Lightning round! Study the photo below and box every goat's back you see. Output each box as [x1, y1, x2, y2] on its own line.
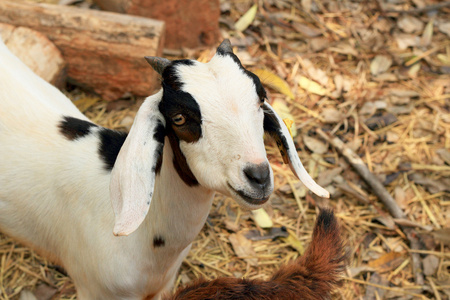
[0, 39, 87, 132]
[0, 39, 110, 262]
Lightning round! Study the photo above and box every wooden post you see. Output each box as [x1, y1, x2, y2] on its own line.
[0, 1, 165, 100]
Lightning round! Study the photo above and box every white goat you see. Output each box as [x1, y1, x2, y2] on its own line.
[0, 39, 329, 299]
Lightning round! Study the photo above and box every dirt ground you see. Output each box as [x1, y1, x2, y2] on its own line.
[1, 0, 449, 299]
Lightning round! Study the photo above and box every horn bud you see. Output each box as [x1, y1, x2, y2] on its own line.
[144, 56, 171, 75]
[217, 39, 233, 54]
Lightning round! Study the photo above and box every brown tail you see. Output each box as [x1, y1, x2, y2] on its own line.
[167, 208, 346, 300]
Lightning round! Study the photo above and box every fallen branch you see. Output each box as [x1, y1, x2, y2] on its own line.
[316, 129, 404, 218]
[316, 128, 424, 286]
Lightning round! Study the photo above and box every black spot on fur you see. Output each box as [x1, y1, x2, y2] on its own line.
[153, 121, 166, 144]
[153, 236, 165, 248]
[98, 128, 128, 171]
[59, 116, 97, 140]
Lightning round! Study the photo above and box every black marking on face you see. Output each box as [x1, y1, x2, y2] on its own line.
[59, 116, 98, 140]
[262, 103, 290, 157]
[161, 60, 195, 92]
[217, 51, 267, 102]
[156, 61, 201, 186]
[167, 130, 199, 186]
[153, 235, 165, 248]
[98, 128, 128, 171]
[160, 62, 202, 143]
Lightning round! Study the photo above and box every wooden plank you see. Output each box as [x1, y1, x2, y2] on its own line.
[0, 1, 165, 100]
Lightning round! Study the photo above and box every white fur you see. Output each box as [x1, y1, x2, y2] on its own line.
[0, 39, 326, 299]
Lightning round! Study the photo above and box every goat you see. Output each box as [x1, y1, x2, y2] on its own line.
[0, 39, 329, 299]
[166, 208, 346, 300]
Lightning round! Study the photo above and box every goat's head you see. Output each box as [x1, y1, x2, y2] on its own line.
[110, 40, 329, 236]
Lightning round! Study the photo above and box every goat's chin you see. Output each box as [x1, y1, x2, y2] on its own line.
[226, 183, 271, 210]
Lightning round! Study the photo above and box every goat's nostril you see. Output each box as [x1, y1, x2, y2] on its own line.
[244, 163, 270, 186]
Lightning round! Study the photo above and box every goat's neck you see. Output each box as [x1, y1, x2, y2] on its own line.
[140, 139, 214, 255]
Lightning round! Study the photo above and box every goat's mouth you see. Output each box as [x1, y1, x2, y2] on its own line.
[227, 183, 270, 206]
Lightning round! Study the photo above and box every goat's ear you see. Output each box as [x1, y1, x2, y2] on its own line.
[110, 94, 166, 236]
[262, 102, 330, 198]
[145, 56, 171, 75]
[217, 39, 233, 54]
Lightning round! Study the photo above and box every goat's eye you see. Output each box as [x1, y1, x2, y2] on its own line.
[172, 114, 186, 126]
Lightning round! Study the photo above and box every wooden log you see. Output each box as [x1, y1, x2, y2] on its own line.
[0, 1, 165, 101]
[93, 0, 220, 49]
[0, 24, 66, 87]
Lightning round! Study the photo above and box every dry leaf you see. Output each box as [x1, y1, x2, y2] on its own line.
[19, 291, 37, 300]
[365, 113, 397, 130]
[234, 4, 258, 32]
[397, 15, 424, 33]
[420, 19, 434, 47]
[432, 228, 450, 246]
[298, 76, 328, 96]
[251, 208, 273, 228]
[321, 108, 344, 123]
[423, 255, 439, 276]
[370, 55, 392, 75]
[301, 0, 311, 12]
[224, 219, 239, 232]
[245, 227, 289, 241]
[302, 59, 328, 86]
[437, 54, 450, 65]
[409, 173, 450, 193]
[348, 265, 375, 277]
[281, 233, 305, 254]
[292, 23, 322, 37]
[228, 233, 258, 266]
[394, 33, 420, 50]
[365, 273, 389, 299]
[252, 69, 294, 99]
[436, 148, 450, 165]
[310, 37, 329, 52]
[390, 89, 420, 98]
[438, 22, 450, 37]
[367, 251, 405, 273]
[303, 135, 328, 154]
[317, 167, 343, 187]
[271, 99, 297, 137]
[386, 131, 399, 143]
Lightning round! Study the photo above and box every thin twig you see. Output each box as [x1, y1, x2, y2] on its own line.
[316, 129, 404, 218]
[316, 128, 425, 287]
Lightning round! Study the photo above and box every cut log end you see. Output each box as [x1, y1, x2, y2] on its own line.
[0, 23, 66, 87]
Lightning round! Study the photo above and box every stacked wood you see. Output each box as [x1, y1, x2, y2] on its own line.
[0, 1, 165, 101]
[93, 0, 221, 49]
[0, 24, 66, 87]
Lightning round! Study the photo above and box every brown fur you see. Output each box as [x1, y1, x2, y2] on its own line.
[165, 208, 346, 300]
